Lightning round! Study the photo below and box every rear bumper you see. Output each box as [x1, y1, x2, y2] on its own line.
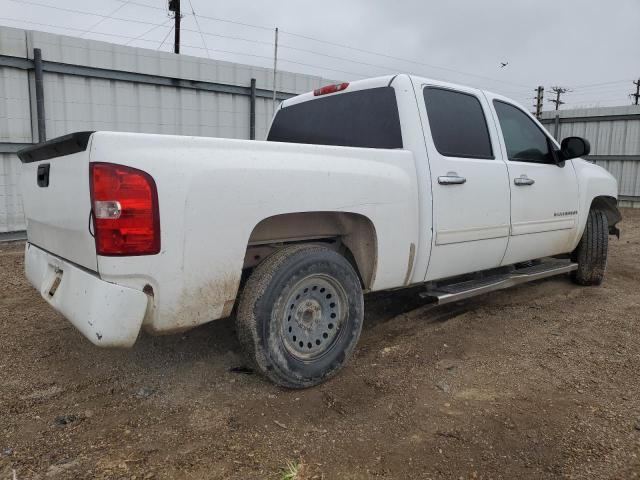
[24, 243, 148, 347]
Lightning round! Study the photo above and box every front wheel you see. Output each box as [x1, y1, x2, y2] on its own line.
[571, 209, 609, 286]
[236, 244, 364, 388]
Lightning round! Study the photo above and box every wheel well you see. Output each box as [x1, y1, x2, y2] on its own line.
[243, 212, 378, 289]
[591, 196, 622, 236]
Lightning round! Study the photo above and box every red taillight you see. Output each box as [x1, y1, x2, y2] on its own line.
[90, 163, 160, 256]
[313, 82, 349, 96]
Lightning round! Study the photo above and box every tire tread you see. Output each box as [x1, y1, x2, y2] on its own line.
[236, 244, 363, 388]
[571, 209, 608, 286]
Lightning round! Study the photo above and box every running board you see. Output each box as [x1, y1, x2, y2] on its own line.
[420, 260, 578, 305]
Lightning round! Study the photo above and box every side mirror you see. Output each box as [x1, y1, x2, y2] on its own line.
[560, 136, 590, 160]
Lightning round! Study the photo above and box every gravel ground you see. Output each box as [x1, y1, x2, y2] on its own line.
[1, 209, 639, 480]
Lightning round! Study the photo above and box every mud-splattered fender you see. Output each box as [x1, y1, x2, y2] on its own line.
[571, 159, 620, 248]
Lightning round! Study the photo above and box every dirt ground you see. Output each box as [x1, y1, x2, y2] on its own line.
[1, 210, 639, 480]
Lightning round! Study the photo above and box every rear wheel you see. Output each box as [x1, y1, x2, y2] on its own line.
[236, 244, 364, 388]
[571, 209, 609, 286]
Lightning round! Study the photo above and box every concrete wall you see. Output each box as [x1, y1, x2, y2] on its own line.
[0, 25, 334, 233]
[541, 105, 640, 207]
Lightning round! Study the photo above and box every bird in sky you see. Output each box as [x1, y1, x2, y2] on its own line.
[500, 62, 509, 68]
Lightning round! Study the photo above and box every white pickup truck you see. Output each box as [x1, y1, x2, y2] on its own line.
[19, 74, 621, 388]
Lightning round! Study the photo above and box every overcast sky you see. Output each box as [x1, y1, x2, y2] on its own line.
[3, 0, 639, 110]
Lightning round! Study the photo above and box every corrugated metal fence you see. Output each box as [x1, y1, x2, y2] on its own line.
[3, 25, 639, 233]
[540, 106, 640, 208]
[0, 25, 333, 233]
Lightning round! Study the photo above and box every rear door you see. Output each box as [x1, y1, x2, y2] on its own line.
[419, 84, 511, 280]
[19, 132, 97, 270]
[488, 98, 579, 265]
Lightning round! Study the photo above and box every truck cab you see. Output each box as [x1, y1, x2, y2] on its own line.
[268, 75, 619, 282]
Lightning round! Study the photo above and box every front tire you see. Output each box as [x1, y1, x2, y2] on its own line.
[571, 209, 609, 286]
[236, 244, 364, 388]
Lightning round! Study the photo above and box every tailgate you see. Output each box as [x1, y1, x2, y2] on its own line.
[19, 132, 97, 271]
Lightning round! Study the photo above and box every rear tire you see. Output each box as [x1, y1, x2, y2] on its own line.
[236, 244, 364, 389]
[571, 209, 609, 286]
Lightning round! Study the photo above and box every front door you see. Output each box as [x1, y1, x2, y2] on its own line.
[489, 98, 579, 265]
[419, 84, 511, 281]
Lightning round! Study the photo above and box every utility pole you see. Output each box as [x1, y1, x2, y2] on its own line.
[548, 86, 570, 110]
[534, 86, 544, 118]
[272, 27, 279, 115]
[168, 0, 181, 54]
[631, 79, 640, 106]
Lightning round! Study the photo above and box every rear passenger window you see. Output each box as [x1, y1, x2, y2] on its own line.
[423, 87, 494, 159]
[267, 87, 403, 149]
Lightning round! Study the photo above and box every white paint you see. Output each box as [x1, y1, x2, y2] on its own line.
[413, 78, 509, 280]
[20, 147, 97, 270]
[435, 224, 511, 245]
[24, 243, 148, 347]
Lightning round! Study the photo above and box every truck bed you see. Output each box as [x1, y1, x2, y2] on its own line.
[19, 131, 419, 345]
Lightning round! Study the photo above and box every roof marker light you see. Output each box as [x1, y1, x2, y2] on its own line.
[313, 82, 350, 96]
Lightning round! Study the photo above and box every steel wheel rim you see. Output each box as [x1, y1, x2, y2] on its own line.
[281, 273, 348, 360]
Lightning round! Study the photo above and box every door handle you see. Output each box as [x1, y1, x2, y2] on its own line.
[514, 176, 535, 186]
[438, 174, 466, 185]
[37, 163, 50, 187]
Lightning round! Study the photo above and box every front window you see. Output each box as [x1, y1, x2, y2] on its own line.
[493, 100, 555, 164]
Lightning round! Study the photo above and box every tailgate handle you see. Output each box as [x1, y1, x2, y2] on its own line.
[37, 163, 50, 187]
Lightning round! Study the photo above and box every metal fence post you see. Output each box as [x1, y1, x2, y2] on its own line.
[250, 78, 256, 140]
[33, 48, 46, 143]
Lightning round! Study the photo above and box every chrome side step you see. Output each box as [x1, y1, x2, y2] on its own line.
[420, 259, 578, 305]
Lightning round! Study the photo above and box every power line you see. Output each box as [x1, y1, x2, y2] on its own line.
[279, 30, 531, 90]
[277, 43, 534, 91]
[114, 0, 166, 11]
[129, 1, 273, 31]
[0, 15, 166, 43]
[0, 13, 366, 76]
[561, 99, 627, 107]
[79, 1, 131, 37]
[187, 0, 210, 58]
[0, 15, 273, 66]
[571, 79, 631, 89]
[115, 0, 273, 34]
[0, 4, 453, 82]
[569, 87, 629, 98]
[0, 4, 524, 89]
[125, 18, 173, 46]
[0, 16, 214, 54]
[8, 0, 168, 27]
[6, 0, 630, 107]
[157, 24, 174, 50]
[125, 23, 499, 84]
[121, 0, 529, 89]
[76, 0, 533, 90]
[279, 43, 400, 75]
